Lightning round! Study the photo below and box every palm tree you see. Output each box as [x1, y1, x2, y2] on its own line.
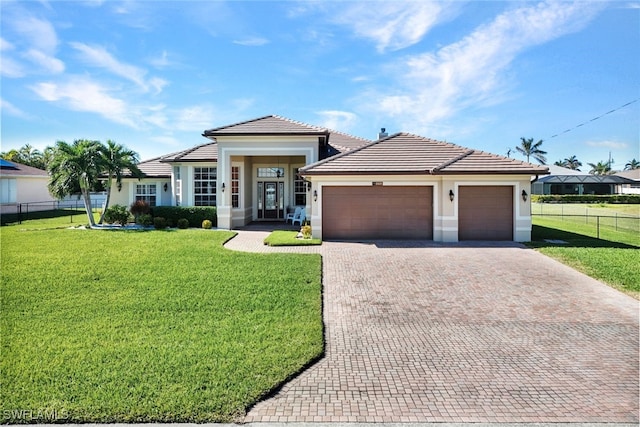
[587, 160, 612, 176]
[624, 158, 640, 170]
[47, 139, 104, 227]
[516, 137, 547, 164]
[554, 159, 566, 167]
[98, 140, 143, 224]
[563, 155, 582, 171]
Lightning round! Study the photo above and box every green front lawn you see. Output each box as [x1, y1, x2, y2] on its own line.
[529, 217, 640, 299]
[1, 218, 323, 423]
[264, 230, 322, 246]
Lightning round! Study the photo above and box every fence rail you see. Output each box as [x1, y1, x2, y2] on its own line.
[1, 200, 103, 225]
[532, 212, 639, 240]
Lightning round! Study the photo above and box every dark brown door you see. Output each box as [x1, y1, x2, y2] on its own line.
[322, 186, 433, 240]
[458, 186, 513, 240]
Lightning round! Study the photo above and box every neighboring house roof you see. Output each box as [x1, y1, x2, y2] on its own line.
[537, 174, 637, 184]
[301, 133, 549, 176]
[0, 160, 48, 177]
[615, 169, 640, 181]
[546, 165, 588, 176]
[203, 115, 328, 137]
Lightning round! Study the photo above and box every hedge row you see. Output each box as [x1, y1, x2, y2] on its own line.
[150, 206, 217, 228]
[531, 194, 640, 204]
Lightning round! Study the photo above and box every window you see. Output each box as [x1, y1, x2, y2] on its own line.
[136, 184, 157, 206]
[0, 179, 16, 204]
[257, 167, 284, 178]
[293, 168, 306, 206]
[174, 166, 181, 206]
[231, 166, 240, 208]
[194, 167, 216, 206]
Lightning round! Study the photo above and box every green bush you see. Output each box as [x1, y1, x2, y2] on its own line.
[202, 219, 213, 229]
[151, 206, 217, 228]
[154, 217, 167, 230]
[137, 213, 153, 227]
[103, 205, 130, 225]
[177, 218, 190, 229]
[532, 194, 640, 204]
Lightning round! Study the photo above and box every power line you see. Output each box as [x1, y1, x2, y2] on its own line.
[547, 98, 639, 140]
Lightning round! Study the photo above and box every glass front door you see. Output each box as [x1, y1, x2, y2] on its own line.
[258, 181, 284, 219]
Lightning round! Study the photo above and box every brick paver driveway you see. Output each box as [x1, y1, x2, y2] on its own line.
[233, 236, 639, 423]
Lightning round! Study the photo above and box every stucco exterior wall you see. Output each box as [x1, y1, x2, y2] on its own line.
[308, 174, 534, 242]
[0, 176, 56, 214]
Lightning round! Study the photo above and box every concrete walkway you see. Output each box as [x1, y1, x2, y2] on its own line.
[225, 231, 639, 423]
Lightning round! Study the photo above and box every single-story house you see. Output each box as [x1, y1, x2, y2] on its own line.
[112, 115, 549, 241]
[614, 169, 640, 194]
[532, 165, 637, 195]
[0, 159, 56, 214]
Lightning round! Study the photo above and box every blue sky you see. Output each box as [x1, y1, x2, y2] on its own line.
[1, 0, 638, 170]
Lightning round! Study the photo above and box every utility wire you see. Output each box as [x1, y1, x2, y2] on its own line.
[547, 98, 639, 140]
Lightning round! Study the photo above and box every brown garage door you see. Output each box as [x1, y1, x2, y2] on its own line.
[323, 186, 433, 240]
[458, 186, 513, 241]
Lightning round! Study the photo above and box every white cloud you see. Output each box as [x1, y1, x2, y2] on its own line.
[333, 1, 454, 53]
[1, 57, 26, 78]
[173, 105, 217, 131]
[11, 14, 59, 53]
[2, 12, 65, 76]
[586, 140, 629, 149]
[316, 110, 358, 131]
[69, 42, 167, 93]
[30, 77, 137, 128]
[23, 49, 65, 74]
[233, 37, 270, 46]
[1, 37, 15, 51]
[365, 1, 604, 131]
[1, 98, 31, 119]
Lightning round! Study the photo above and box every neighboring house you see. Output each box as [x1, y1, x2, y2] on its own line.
[0, 159, 56, 214]
[115, 115, 549, 241]
[614, 169, 640, 194]
[532, 165, 637, 195]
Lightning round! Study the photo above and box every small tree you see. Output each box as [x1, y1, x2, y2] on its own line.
[129, 200, 150, 223]
[99, 140, 142, 224]
[47, 139, 103, 227]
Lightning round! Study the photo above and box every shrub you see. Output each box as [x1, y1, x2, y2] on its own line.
[130, 200, 151, 222]
[531, 194, 640, 204]
[202, 219, 213, 229]
[137, 214, 153, 227]
[103, 205, 130, 225]
[153, 217, 167, 230]
[301, 225, 312, 239]
[177, 218, 190, 229]
[151, 206, 217, 228]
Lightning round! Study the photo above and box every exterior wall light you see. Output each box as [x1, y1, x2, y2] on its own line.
[521, 189, 528, 202]
[313, 190, 318, 202]
[449, 189, 455, 202]
[221, 183, 225, 193]
[163, 183, 168, 192]
[307, 181, 312, 191]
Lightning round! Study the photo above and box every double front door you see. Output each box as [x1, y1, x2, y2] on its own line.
[258, 181, 284, 219]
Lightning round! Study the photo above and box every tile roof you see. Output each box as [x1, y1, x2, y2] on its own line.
[203, 115, 328, 136]
[301, 133, 549, 176]
[159, 142, 218, 162]
[135, 156, 172, 178]
[0, 160, 48, 177]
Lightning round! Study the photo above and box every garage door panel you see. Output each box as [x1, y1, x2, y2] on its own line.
[323, 186, 432, 240]
[458, 186, 513, 241]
